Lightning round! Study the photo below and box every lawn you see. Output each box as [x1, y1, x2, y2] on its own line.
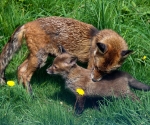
[0, 0, 150, 124]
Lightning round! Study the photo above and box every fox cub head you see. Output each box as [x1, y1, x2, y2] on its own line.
[91, 35, 133, 82]
[47, 46, 77, 76]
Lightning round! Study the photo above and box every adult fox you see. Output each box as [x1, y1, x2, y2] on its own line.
[46, 47, 150, 115]
[0, 16, 132, 93]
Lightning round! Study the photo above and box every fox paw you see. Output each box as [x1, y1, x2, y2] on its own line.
[75, 107, 84, 115]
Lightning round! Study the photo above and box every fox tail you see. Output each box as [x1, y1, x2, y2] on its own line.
[127, 74, 150, 91]
[0, 25, 25, 84]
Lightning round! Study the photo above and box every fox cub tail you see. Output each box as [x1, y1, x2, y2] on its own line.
[127, 73, 150, 91]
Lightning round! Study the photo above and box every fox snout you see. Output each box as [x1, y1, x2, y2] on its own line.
[91, 68, 105, 82]
[46, 67, 54, 74]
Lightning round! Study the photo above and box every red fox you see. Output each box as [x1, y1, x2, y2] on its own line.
[46, 46, 150, 114]
[0, 16, 132, 93]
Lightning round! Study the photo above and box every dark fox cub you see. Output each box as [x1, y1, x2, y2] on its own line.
[0, 16, 132, 94]
[46, 47, 150, 115]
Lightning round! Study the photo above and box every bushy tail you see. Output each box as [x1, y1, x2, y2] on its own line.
[0, 25, 25, 84]
[126, 73, 150, 91]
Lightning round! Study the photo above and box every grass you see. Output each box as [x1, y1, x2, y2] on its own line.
[0, 0, 150, 124]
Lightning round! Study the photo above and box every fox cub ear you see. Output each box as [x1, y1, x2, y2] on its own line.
[58, 45, 66, 54]
[96, 42, 107, 54]
[121, 50, 133, 58]
[69, 56, 78, 66]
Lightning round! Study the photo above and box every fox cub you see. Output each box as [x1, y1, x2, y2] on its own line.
[0, 16, 132, 94]
[47, 46, 150, 115]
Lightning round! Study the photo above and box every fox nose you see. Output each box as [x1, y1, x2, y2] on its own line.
[91, 70, 102, 82]
[46, 68, 53, 74]
[92, 78, 97, 82]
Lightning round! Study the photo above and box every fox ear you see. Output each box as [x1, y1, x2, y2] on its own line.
[96, 42, 107, 54]
[58, 45, 66, 54]
[121, 50, 133, 58]
[69, 56, 78, 66]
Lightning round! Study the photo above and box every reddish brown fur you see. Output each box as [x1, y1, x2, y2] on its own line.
[47, 52, 150, 114]
[0, 16, 131, 93]
[89, 30, 131, 81]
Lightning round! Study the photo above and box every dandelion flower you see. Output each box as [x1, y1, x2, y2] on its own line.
[7, 81, 15, 87]
[142, 56, 146, 61]
[76, 88, 85, 96]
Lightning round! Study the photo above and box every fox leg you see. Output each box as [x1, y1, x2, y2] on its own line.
[126, 92, 140, 101]
[74, 95, 86, 115]
[87, 56, 94, 70]
[18, 59, 28, 84]
[17, 52, 48, 94]
[119, 92, 140, 101]
[17, 56, 34, 94]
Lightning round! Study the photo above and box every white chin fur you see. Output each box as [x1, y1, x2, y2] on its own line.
[93, 49, 97, 56]
[96, 77, 102, 81]
[91, 72, 102, 81]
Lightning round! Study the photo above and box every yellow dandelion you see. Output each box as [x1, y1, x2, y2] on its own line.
[7, 81, 15, 87]
[76, 88, 85, 96]
[142, 56, 147, 61]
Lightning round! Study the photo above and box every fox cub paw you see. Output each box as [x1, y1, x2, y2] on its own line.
[75, 106, 84, 115]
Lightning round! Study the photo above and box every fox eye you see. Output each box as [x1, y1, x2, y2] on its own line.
[95, 66, 99, 70]
[54, 65, 58, 69]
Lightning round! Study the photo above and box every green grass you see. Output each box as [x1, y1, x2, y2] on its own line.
[0, 0, 150, 124]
